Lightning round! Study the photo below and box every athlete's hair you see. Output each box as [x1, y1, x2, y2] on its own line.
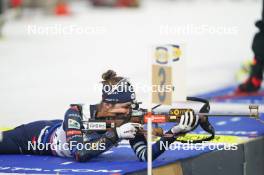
[101, 70, 123, 86]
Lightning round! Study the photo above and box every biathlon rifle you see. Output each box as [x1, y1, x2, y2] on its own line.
[82, 97, 260, 143]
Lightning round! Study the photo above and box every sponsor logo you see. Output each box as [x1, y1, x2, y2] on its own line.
[176, 134, 249, 144]
[196, 130, 258, 137]
[68, 119, 81, 129]
[155, 45, 181, 64]
[0, 167, 122, 173]
[68, 113, 81, 118]
[87, 122, 106, 130]
[155, 47, 169, 64]
[171, 45, 181, 62]
[66, 130, 82, 136]
[144, 114, 166, 123]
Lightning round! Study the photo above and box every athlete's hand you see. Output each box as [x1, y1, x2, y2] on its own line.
[116, 123, 142, 139]
[171, 111, 199, 134]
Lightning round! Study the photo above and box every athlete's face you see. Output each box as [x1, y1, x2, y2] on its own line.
[108, 102, 132, 116]
[97, 102, 132, 117]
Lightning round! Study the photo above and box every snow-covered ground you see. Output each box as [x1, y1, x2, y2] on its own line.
[0, 0, 262, 127]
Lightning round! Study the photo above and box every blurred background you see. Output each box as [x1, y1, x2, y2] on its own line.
[0, 0, 262, 126]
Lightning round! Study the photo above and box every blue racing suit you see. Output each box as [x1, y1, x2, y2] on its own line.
[0, 104, 177, 162]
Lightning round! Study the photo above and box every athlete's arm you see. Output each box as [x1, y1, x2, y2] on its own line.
[130, 111, 199, 161]
[129, 131, 176, 162]
[63, 106, 118, 162]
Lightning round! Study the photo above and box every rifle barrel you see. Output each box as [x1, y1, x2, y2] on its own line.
[197, 113, 258, 117]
